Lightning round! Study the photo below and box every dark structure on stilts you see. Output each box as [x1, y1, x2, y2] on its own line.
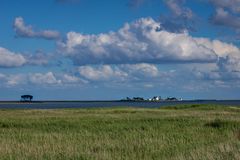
[21, 95, 33, 102]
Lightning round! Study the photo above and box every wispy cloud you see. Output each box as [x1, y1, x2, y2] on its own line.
[208, 0, 240, 38]
[209, 0, 240, 13]
[78, 65, 128, 81]
[160, 0, 195, 33]
[14, 17, 61, 40]
[29, 72, 62, 85]
[210, 8, 240, 30]
[128, 0, 147, 8]
[164, 0, 193, 19]
[55, 0, 81, 4]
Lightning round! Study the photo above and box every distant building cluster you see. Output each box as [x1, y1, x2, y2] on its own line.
[122, 96, 182, 102]
[148, 96, 161, 101]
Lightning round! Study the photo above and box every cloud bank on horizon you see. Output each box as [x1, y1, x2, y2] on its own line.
[0, 0, 240, 100]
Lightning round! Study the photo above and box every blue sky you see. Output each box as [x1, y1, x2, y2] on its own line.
[0, 0, 240, 100]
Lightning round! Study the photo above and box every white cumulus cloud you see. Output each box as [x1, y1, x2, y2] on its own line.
[0, 47, 26, 67]
[58, 17, 240, 81]
[59, 17, 240, 66]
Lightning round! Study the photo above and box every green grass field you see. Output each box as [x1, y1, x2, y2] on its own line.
[0, 105, 240, 160]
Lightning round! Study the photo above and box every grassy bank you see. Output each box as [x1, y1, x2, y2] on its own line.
[0, 105, 240, 160]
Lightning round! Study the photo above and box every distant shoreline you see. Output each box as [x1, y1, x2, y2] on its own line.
[0, 99, 240, 104]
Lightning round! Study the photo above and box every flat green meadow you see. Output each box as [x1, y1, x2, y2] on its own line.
[0, 104, 240, 160]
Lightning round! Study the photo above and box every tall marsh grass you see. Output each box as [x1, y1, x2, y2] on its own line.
[0, 105, 240, 159]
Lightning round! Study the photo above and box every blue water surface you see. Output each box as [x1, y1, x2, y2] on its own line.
[0, 100, 240, 109]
